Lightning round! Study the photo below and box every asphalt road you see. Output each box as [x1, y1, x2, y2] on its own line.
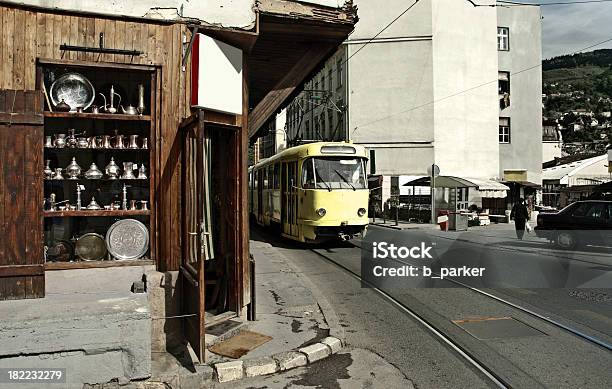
[249, 224, 612, 388]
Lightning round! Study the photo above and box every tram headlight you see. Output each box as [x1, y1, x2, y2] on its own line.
[358, 208, 367, 217]
[316, 208, 327, 217]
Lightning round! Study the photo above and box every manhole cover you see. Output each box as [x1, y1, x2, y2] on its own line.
[453, 317, 546, 340]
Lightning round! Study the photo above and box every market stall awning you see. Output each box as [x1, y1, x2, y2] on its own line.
[402, 176, 509, 198]
[465, 177, 510, 198]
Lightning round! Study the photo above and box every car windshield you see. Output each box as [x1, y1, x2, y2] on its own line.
[302, 157, 366, 190]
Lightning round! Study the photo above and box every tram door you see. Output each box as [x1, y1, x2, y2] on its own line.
[257, 169, 264, 223]
[281, 161, 299, 237]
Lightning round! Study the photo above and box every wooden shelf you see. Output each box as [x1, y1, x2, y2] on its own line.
[45, 178, 148, 182]
[45, 259, 154, 270]
[45, 147, 149, 152]
[44, 111, 151, 121]
[44, 209, 150, 217]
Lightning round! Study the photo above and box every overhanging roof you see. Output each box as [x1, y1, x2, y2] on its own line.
[246, 1, 358, 140]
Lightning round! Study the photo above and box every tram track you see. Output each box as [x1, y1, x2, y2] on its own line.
[350, 232, 612, 351]
[309, 242, 612, 389]
[308, 247, 511, 389]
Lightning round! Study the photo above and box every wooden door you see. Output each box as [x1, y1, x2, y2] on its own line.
[281, 161, 299, 237]
[0, 90, 44, 300]
[180, 111, 207, 362]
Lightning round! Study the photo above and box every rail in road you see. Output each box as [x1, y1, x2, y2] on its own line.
[309, 237, 612, 388]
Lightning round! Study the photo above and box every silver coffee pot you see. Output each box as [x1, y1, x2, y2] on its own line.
[54, 134, 67, 148]
[99, 85, 121, 114]
[128, 135, 139, 149]
[44, 160, 53, 179]
[84, 163, 103, 179]
[105, 157, 121, 179]
[66, 157, 82, 179]
[121, 162, 137, 179]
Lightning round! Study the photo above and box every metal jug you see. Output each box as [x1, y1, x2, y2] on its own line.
[54, 134, 67, 148]
[114, 135, 126, 149]
[45, 136, 53, 148]
[137, 164, 147, 180]
[52, 168, 64, 180]
[43, 160, 53, 179]
[121, 162, 136, 179]
[128, 135, 139, 149]
[101, 135, 113, 149]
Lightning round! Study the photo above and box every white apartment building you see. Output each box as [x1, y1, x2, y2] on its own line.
[268, 0, 543, 213]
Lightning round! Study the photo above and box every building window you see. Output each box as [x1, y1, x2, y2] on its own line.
[321, 74, 326, 92]
[337, 59, 343, 88]
[328, 69, 333, 91]
[497, 27, 509, 51]
[305, 120, 310, 139]
[498, 71, 510, 109]
[499, 117, 510, 143]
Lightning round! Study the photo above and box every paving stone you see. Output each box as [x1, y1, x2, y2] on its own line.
[214, 360, 244, 383]
[321, 336, 343, 354]
[273, 351, 308, 371]
[244, 356, 279, 377]
[298, 343, 331, 363]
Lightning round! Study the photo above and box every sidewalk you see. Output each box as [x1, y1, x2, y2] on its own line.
[128, 238, 346, 388]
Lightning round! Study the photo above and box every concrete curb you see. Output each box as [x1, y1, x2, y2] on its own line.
[211, 335, 343, 383]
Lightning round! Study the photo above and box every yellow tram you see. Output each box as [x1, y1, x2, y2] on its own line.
[249, 142, 369, 242]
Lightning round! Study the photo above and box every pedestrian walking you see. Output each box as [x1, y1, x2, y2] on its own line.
[510, 198, 529, 240]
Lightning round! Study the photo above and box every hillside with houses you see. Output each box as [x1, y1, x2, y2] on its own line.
[543, 49, 612, 159]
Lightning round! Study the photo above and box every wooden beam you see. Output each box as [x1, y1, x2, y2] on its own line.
[0, 265, 44, 277]
[248, 42, 334, 139]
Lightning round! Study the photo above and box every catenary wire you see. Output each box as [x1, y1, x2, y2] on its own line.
[351, 35, 612, 133]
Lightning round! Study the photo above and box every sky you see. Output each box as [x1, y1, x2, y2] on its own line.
[519, 0, 612, 59]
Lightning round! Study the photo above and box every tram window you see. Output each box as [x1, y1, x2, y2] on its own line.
[313, 157, 367, 189]
[273, 163, 280, 189]
[302, 159, 315, 188]
[267, 165, 274, 189]
[263, 168, 268, 188]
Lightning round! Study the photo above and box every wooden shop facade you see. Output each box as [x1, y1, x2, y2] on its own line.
[0, 1, 356, 361]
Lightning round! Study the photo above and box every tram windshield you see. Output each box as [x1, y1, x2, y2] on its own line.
[302, 157, 367, 190]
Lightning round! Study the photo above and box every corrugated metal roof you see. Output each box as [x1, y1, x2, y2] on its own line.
[542, 154, 608, 182]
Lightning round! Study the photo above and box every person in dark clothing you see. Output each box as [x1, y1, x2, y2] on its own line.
[510, 198, 529, 240]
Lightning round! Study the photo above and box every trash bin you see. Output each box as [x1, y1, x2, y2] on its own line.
[449, 212, 468, 231]
[438, 210, 449, 231]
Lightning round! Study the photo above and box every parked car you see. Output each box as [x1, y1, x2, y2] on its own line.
[535, 200, 612, 249]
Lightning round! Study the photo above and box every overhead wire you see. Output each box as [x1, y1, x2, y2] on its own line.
[352, 35, 612, 133]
